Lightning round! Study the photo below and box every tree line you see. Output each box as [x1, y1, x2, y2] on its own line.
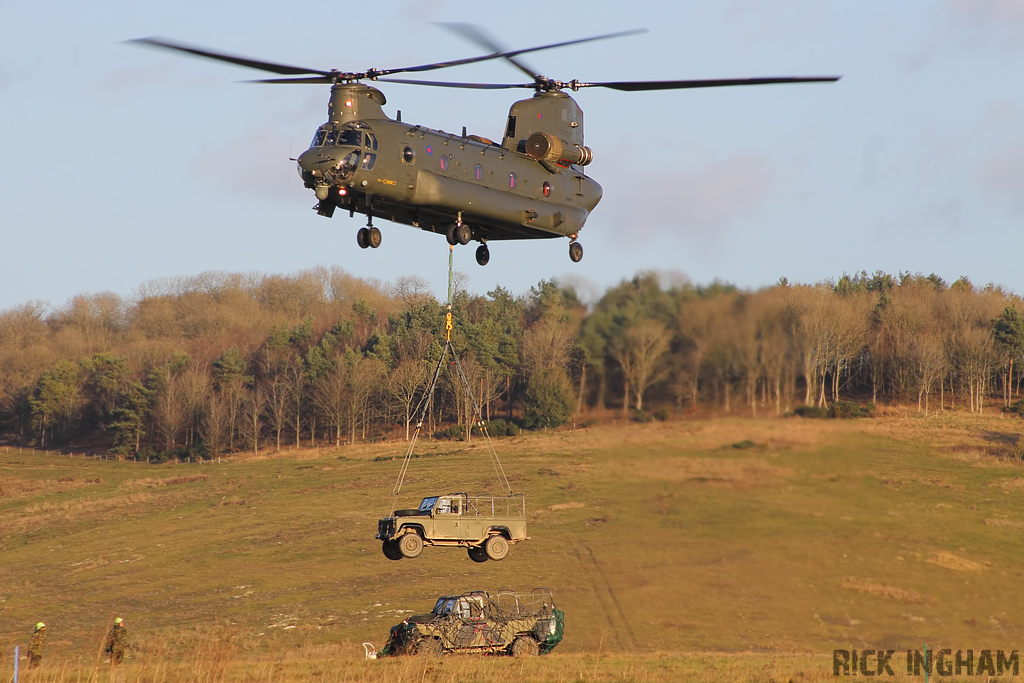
[1, 267, 1021, 459]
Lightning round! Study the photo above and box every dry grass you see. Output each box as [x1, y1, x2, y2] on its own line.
[985, 518, 1024, 531]
[840, 578, 928, 604]
[0, 475, 101, 498]
[0, 492, 157, 534]
[626, 456, 793, 487]
[548, 502, 586, 510]
[119, 474, 208, 489]
[924, 551, 986, 572]
[994, 477, 1024, 492]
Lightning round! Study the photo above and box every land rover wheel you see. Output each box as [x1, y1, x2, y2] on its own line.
[381, 540, 403, 561]
[414, 637, 443, 657]
[468, 546, 488, 563]
[484, 534, 509, 561]
[509, 636, 539, 657]
[399, 532, 423, 558]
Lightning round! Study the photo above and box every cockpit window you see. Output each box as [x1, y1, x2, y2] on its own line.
[361, 153, 377, 170]
[337, 129, 362, 146]
[324, 130, 338, 145]
[311, 130, 327, 147]
[365, 133, 378, 150]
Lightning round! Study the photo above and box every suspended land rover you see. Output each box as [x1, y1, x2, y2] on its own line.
[378, 286, 528, 561]
[377, 492, 528, 561]
[381, 588, 563, 657]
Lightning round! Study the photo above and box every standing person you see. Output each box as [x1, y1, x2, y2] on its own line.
[27, 622, 45, 667]
[104, 618, 128, 664]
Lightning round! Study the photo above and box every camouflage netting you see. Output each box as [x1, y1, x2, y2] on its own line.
[381, 589, 563, 656]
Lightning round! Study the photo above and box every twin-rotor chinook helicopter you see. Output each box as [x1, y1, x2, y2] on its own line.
[133, 27, 839, 266]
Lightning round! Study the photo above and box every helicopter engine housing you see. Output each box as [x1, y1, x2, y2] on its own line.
[526, 132, 593, 167]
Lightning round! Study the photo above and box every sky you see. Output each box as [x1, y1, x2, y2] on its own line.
[1, 0, 1023, 312]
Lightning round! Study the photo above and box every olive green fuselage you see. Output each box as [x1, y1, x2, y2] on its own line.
[297, 84, 602, 242]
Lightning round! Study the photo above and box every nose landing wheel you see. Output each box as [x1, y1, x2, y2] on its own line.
[475, 244, 490, 266]
[357, 227, 382, 249]
[569, 241, 583, 263]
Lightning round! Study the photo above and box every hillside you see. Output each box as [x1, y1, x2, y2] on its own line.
[2, 414, 1024, 680]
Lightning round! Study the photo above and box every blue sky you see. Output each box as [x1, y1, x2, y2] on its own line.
[1, 0, 1022, 311]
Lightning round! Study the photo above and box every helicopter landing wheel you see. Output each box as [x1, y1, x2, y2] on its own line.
[455, 223, 471, 246]
[445, 224, 458, 246]
[475, 244, 490, 266]
[368, 227, 382, 248]
[357, 227, 370, 249]
[569, 241, 583, 263]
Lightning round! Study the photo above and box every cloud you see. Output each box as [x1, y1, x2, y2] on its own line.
[978, 138, 1024, 214]
[947, 0, 1024, 22]
[942, 0, 1024, 51]
[191, 126, 306, 202]
[603, 152, 777, 246]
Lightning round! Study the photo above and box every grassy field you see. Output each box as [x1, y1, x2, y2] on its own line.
[3, 411, 1024, 681]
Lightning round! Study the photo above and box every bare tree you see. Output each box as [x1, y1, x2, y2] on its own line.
[241, 384, 266, 455]
[389, 358, 427, 440]
[201, 393, 230, 456]
[314, 355, 350, 447]
[612, 320, 671, 412]
[677, 297, 718, 408]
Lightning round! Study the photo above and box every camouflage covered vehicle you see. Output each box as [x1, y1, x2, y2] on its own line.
[381, 588, 563, 657]
[377, 492, 527, 561]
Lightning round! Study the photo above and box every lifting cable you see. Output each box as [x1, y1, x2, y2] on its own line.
[388, 245, 511, 515]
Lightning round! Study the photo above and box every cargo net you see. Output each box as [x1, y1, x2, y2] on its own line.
[436, 589, 555, 649]
[489, 589, 555, 620]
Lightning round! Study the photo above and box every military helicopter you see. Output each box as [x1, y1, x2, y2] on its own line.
[132, 27, 838, 266]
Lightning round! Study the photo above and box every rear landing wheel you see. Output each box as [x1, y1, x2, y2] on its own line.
[445, 224, 458, 246]
[468, 546, 488, 563]
[455, 223, 471, 246]
[475, 244, 490, 266]
[569, 241, 583, 263]
[368, 226, 382, 248]
[357, 227, 370, 249]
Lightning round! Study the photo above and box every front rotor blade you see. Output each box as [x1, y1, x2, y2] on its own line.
[244, 76, 335, 84]
[376, 78, 534, 90]
[129, 37, 331, 77]
[581, 76, 841, 92]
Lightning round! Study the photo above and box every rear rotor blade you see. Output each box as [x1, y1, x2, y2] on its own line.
[579, 76, 841, 92]
[435, 24, 648, 82]
[129, 37, 331, 77]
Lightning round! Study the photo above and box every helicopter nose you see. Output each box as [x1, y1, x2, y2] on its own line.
[297, 148, 337, 177]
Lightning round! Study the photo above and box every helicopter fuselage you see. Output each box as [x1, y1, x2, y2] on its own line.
[297, 84, 602, 244]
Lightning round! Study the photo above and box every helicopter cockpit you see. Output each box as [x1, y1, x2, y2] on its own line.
[310, 121, 377, 151]
[303, 122, 379, 184]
